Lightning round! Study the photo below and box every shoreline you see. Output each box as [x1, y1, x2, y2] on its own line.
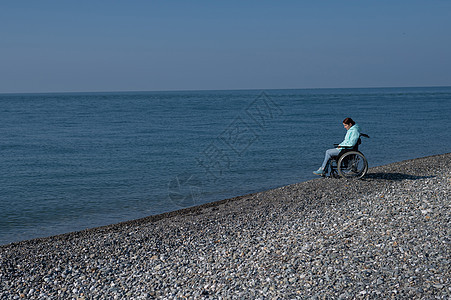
[1, 153, 450, 298]
[2, 152, 449, 248]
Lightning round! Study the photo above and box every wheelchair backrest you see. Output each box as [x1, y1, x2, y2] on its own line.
[352, 133, 369, 151]
[354, 138, 361, 150]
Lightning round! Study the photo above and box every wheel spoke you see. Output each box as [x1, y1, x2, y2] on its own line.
[337, 151, 368, 179]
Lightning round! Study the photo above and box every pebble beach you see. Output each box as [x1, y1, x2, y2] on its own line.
[1, 153, 450, 299]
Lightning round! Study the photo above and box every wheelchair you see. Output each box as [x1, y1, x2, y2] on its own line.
[326, 133, 369, 179]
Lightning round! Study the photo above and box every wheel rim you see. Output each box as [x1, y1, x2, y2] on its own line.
[337, 151, 368, 179]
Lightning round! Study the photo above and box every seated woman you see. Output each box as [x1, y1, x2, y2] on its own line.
[313, 117, 361, 176]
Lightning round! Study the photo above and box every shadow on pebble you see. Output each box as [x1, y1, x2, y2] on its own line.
[364, 172, 436, 181]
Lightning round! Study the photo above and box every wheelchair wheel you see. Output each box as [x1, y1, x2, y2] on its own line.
[337, 151, 368, 179]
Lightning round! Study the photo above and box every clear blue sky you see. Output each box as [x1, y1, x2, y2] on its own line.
[1, 1, 450, 93]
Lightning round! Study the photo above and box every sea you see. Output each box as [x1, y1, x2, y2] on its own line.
[1, 87, 450, 245]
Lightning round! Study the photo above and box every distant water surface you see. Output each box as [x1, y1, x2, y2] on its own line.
[1, 87, 450, 245]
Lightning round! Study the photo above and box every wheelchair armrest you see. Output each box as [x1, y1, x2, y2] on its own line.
[334, 144, 353, 148]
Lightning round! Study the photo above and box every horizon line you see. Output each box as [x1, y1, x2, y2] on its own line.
[1, 84, 450, 96]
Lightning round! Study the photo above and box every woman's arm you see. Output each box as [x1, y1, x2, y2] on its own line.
[338, 127, 360, 147]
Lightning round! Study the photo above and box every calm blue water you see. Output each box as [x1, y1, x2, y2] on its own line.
[1, 87, 450, 245]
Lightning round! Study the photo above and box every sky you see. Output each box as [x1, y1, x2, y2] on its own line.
[1, 1, 451, 93]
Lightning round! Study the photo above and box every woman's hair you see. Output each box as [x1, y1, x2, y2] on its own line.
[343, 117, 355, 125]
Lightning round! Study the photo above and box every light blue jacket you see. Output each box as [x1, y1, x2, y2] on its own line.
[338, 124, 361, 148]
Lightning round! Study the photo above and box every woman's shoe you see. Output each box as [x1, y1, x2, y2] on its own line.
[313, 167, 325, 176]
